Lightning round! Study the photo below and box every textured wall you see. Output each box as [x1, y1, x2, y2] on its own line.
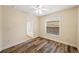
[39, 7, 77, 47]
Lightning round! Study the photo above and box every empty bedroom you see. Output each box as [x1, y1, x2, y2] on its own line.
[0, 5, 79, 53]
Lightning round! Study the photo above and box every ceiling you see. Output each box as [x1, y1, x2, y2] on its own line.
[10, 5, 76, 16]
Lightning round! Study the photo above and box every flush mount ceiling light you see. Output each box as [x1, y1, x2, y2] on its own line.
[32, 5, 47, 15]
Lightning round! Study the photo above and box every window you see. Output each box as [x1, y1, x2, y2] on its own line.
[46, 16, 61, 36]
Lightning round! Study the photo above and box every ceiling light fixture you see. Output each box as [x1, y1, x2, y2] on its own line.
[32, 5, 47, 15]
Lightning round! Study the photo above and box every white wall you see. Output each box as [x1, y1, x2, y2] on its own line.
[39, 7, 77, 47]
[1, 6, 39, 50]
[2, 6, 28, 49]
[0, 6, 2, 51]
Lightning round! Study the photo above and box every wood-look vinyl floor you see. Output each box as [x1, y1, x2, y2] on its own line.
[0, 37, 78, 53]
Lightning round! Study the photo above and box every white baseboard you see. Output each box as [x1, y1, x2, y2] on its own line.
[1, 36, 39, 51]
[1, 40, 27, 51]
[41, 36, 77, 48]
